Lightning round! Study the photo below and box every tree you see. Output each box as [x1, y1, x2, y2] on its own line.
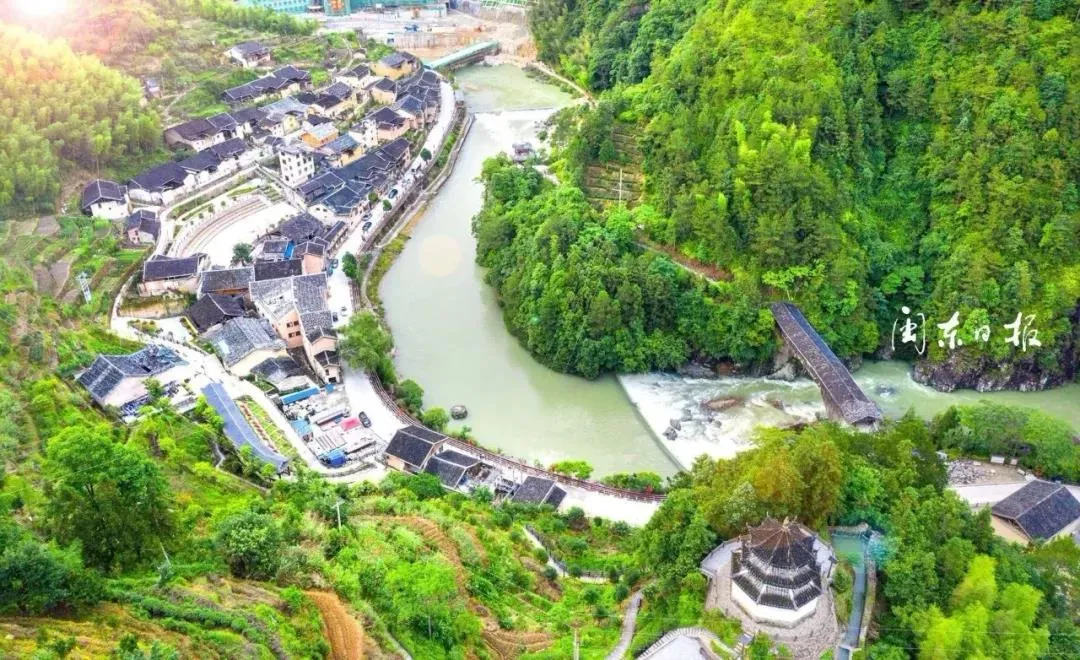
[214, 511, 283, 580]
[420, 147, 432, 161]
[341, 252, 359, 280]
[395, 379, 424, 414]
[549, 460, 593, 479]
[232, 242, 253, 265]
[382, 199, 392, 211]
[0, 521, 101, 615]
[421, 407, 450, 432]
[43, 426, 174, 571]
[339, 311, 394, 380]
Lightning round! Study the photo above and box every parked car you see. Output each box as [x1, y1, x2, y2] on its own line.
[362, 221, 372, 231]
[389, 188, 399, 199]
[358, 411, 371, 427]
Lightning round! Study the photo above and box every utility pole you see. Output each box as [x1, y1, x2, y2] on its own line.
[573, 628, 580, 660]
[334, 500, 344, 529]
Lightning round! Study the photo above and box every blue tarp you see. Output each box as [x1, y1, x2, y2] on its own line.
[291, 419, 312, 438]
[324, 448, 346, 468]
[283, 242, 295, 259]
[281, 386, 320, 405]
[202, 383, 289, 472]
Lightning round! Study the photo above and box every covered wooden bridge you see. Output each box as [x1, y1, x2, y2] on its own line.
[769, 302, 882, 429]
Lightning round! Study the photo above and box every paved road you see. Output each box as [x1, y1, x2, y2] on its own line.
[606, 590, 643, 660]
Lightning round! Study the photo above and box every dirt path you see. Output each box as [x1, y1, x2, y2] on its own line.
[306, 590, 365, 660]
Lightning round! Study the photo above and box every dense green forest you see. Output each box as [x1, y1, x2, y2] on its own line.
[640, 413, 1080, 658]
[510, 0, 1080, 387]
[0, 24, 161, 216]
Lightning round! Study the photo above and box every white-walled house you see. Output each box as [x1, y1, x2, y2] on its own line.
[80, 179, 129, 219]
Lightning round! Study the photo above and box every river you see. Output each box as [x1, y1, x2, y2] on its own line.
[381, 64, 1080, 477]
[381, 65, 677, 477]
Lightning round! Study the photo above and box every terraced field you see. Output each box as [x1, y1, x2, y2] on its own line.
[581, 123, 644, 208]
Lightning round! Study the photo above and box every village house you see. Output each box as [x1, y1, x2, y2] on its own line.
[385, 425, 446, 473]
[185, 293, 247, 333]
[372, 51, 418, 80]
[509, 476, 568, 507]
[128, 162, 193, 206]
[249, 355, 312, 394]
[391, 95, 426, 129]
[227, 41, 272, 68]
[204, 317, 289, 378]
[366, 106, 409, 142]
[197, 266, 255, 299]
[249, 272, 340, 383]
[319, 134, 363, 168]
[300, 122, 339, 149]
[254, 258, 304, 281]
[139, 254, 206, 296]
[397, 68, 441, 122]
[253, 239, 292, 263]
[990, 480, 1080, 544]
[301, 138, 410, 224]
[311, 81, 358, 118]
[77, 345, 188, 413]
[80, 179, 129, 219]
[348, 117, 379, 151]
[365, 76, 398, 104]
[336, 63, 374, 91]
[164, 109, 267, 151]
[125, 209, 160, 245]
[223, 66, 312, 105]
[278, 141, 320, 187]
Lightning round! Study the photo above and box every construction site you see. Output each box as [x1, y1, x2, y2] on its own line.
[315, 0, 537, 62]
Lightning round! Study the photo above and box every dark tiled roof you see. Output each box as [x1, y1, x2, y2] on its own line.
[250, 355, 303, 384]
[198, 266, 254, 296]
[80, 179, 126, 210]
[318, 183, 369, 214]
[322, 134, 359, 155]
[316, 94, 343, 110]
[294, 240, 326, 257]
[385, 425, 444, 469]
[231, 41, 269, 57]
[369, 106, 405, 128]
[168, 117, 216, 141]
[993, 481, 1080, 540]
[380, 51, 410, 68]
[230, 106, 266, 125]
[210, 137, 247, 159]
[296, 91, 320, 105]
[254, 258, 304, 281]
[143, 254, 202, 281]
[130, 162, 188, 193]
[323, 81, 353, 100]
[512, 476, 557, 504]
[204, 317, 285, 367]
[770, 302, 882, 425]
[186, 293, 246, 332]
[77, 345, 185, 403]
[424, 452, 475, 487]
[371, 76, 396, 92]
[744, 518, 818, 571]
[206, 113, 238, 132]
[346, 64, 371, 78]
[276, 212, 324, 242]
[272, 65, 311, 83]
[393, 94, 424, 117]
[125, 209, 160, 239]
[179, 150, 222, 174]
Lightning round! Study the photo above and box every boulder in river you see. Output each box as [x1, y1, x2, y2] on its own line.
[663, 426, 678, 441]
[450, 405, 468, 420]
[765, 396, 785, 412]
[704, 396, 745, 412]
[677, 362, 715, 379]
[669, 418, 682, 431]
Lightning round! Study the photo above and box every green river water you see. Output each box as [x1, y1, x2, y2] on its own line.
[380, 64, 1080, 476]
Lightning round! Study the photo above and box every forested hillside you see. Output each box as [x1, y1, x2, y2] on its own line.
[0, 24, 161, 216]
[510, 0, 1080, 388]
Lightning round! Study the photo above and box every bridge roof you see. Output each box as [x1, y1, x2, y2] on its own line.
[769, 302, 882, 426]
[425, 41, 500, 69]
